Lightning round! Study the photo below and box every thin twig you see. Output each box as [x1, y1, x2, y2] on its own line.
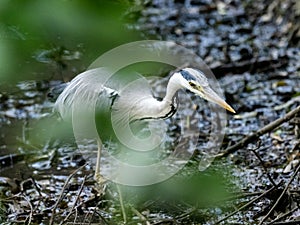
[272, 219, 300, 225]
[130, 205, 151, 225]
[216, 105, 300, 158]
[266, 207, 299, 225]
[22, 195, 33, 225]
[29, 177, 43, 196]
[116, 184, 127, 224]
[60, 175, 87, 225]
[49, 163, 87, 225]
[216, 185, 277, 224]
[175, 207, 197, 221]
[152, 219, 176, 225]
[219, 191, 263, 202]
[259, 162, 300, 225]
[250, 143, 278, 187]
[86, 200, 109, 225]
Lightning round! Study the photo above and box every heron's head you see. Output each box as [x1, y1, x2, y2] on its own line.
[174, 68, 236, 113]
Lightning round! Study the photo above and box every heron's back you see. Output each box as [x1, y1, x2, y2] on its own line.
[54, 68, 118, 121]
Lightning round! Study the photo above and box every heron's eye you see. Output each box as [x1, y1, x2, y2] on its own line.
[189, 82, 197, 88]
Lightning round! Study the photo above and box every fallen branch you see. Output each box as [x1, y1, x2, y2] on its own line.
[211, 56, 289, 76]
[216, 105, 300, 158]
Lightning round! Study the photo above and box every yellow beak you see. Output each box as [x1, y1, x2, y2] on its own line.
[193, 86, 236, 113]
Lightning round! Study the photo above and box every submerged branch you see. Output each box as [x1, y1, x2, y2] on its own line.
[216, 105, 300, 158]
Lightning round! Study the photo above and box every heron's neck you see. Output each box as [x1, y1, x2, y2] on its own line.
[163, 74, 181, 103]
[135, 76, 180, 120]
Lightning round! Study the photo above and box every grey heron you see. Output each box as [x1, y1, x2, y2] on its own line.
[54, 67, 235, 184]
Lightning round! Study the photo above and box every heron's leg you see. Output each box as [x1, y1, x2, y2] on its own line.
[94, 139, 106, 186]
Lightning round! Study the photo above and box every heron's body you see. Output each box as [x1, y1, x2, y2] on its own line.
[55, 68, 179, 123]
[54, 67, 235, 184]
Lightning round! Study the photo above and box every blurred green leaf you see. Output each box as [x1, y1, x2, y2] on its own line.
[0, 0, 139, 83]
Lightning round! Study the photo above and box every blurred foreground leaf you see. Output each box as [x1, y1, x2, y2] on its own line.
[0, 0, 139, 83]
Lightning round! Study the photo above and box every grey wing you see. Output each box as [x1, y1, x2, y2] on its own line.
[110, 75, 154, 126]
[55, 67, 118, 121]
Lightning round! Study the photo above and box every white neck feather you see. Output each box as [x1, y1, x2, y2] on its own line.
[113, 73, 183, 123]
[133, 73, 182, 120]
